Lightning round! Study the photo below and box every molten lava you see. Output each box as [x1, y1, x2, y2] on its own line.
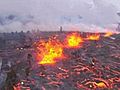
[95, 82, 107, 88]
[66, 33, 83, 48]
[36, 37, 64, 65]
[86, 33, 100, 41]
[33, 32, 120, 89]
[35, 32, 115, 65]
[104, 32, 113, 37]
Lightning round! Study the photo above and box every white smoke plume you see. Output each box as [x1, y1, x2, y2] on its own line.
[0, 0, 120, 32]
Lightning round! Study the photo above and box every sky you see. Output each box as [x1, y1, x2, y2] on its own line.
[0, 0, 120, 32]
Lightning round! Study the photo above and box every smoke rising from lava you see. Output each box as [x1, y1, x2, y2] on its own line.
[0, 0, 120, 32]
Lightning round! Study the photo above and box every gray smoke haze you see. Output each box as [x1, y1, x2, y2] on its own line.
[0, 0, 120, 32]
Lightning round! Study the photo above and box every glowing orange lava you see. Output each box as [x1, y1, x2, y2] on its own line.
[13, 83, 21, 90]
[36, 37, 64, 65]
[35, 32, 115, 65]
[86, 33, 100, 41]
[104, 32, 114, 37]
[95, 82, 107, 88]
[66, 33, 84, 48]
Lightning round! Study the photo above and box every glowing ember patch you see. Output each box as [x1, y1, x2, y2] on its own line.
[104, 32, 113, 37]
[39, 55, 55, 64]
[86, 34, 100, 41]
[66, 33, 83, 48]
[36, 38, 64, 65]
[95, 82, 107, 88]
[13, 83, 21, 90]
[39, 47, 63, 64]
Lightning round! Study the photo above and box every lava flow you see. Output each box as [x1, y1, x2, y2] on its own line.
[30, 32, 120, 90]
[86, 33, 100, 41]
[35, 32, 116, 65]
[66, 33, 84, 48]
[104, 32, 114, 37]
[36, 37, 64, 65]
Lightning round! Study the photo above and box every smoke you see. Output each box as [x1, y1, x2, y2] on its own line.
[0, 0, 120, 32]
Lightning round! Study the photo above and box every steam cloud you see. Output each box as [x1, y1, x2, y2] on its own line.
[0, 0, 120, 32]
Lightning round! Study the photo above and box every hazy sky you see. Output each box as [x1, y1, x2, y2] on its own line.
[0, 0, 120, 32]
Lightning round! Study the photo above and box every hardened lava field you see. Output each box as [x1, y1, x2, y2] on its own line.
[0, 32, 120, 90]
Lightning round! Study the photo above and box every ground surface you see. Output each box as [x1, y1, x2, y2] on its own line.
[0, 32, 120, 90]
